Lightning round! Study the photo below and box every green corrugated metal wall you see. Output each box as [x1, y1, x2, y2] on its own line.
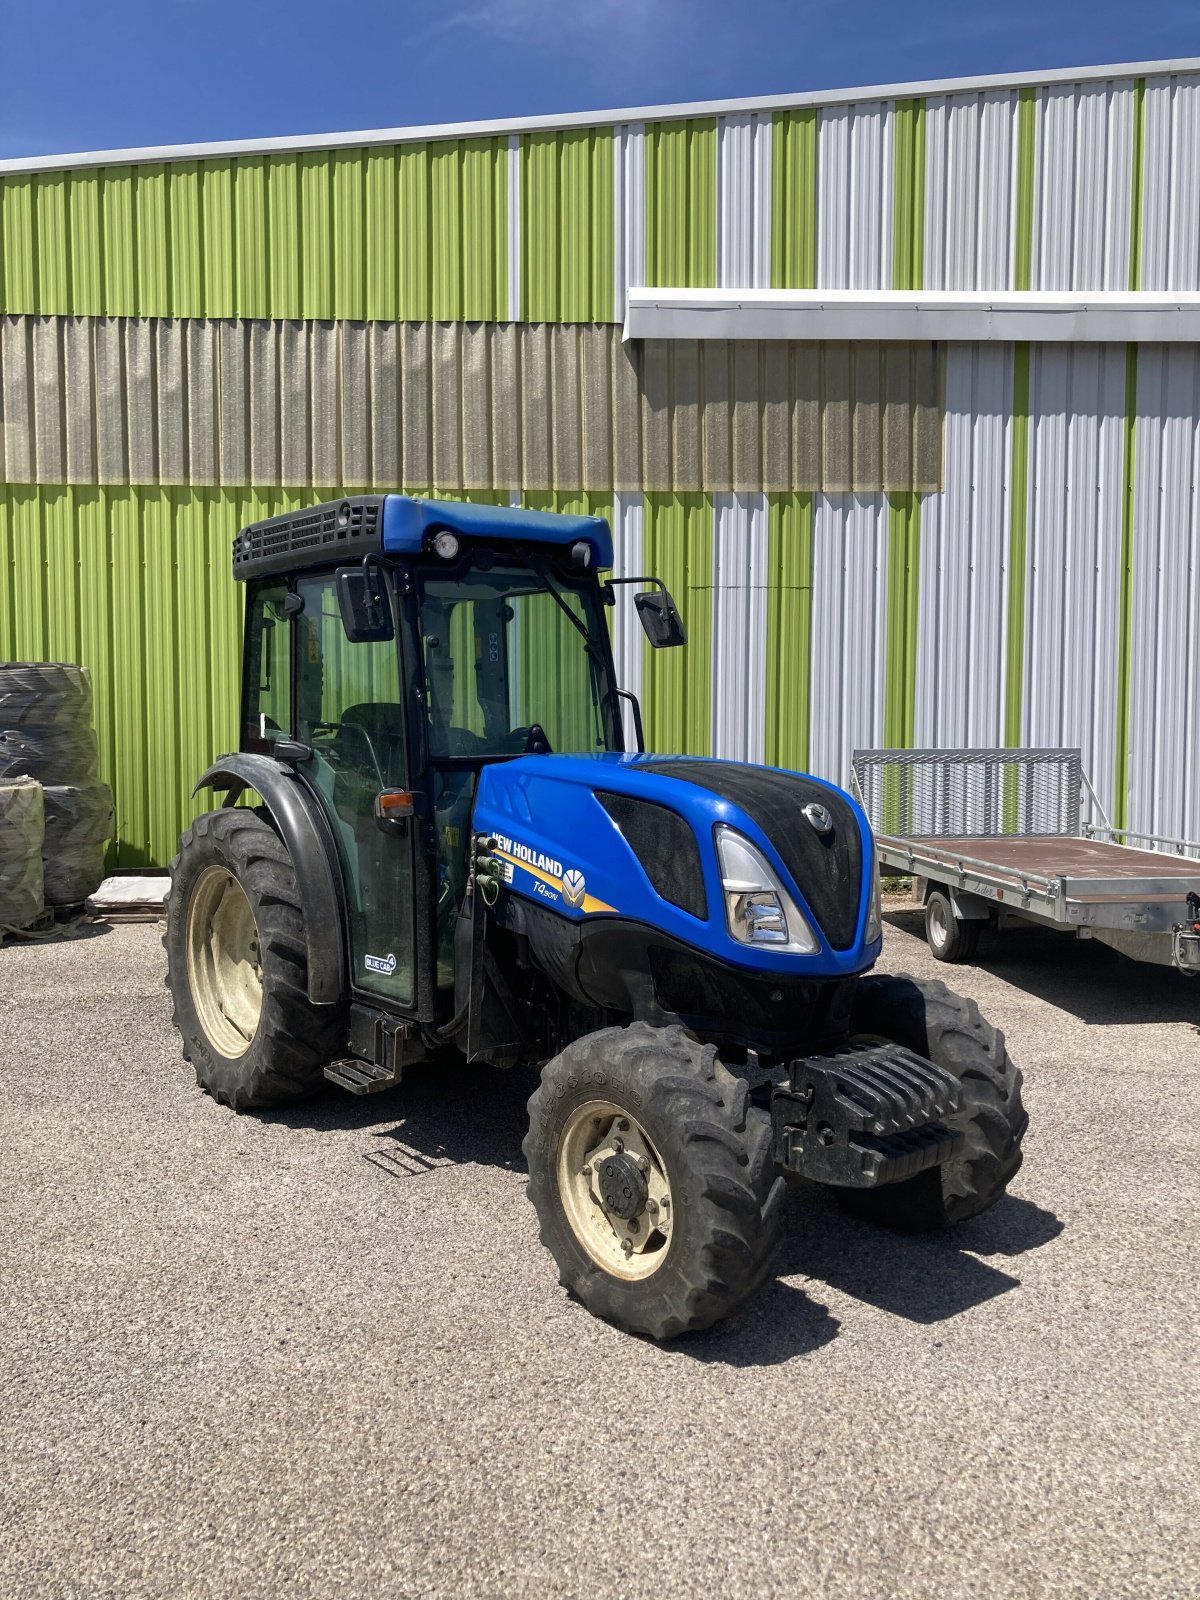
[764, 492, 813, 769]
[641, 492, 712, 754]
[0, 481, 638, 866]
[1, 482, 249, 865]
[891, 100, 925, 292]
[521, 131, 613, 321]
[770, 110, 818, 289]
[644, 121, 716, 290]
[0, 117, 753, 317]
[0, 141, 511, 322]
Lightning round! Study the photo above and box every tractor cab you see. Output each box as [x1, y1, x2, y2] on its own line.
[234, 495, 676, 1021]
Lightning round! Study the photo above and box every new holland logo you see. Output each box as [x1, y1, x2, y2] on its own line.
[490, 833, 617, 914]
[802, 802, 834, 835]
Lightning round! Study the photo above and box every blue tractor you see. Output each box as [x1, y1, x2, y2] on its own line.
[165, 496, 1027, 1338]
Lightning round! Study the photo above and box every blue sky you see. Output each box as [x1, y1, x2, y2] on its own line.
[2, 1, 1198, 159]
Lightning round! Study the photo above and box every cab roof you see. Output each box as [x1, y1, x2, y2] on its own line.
[232, 493, 613, 581]
[382, 496, 613, 567]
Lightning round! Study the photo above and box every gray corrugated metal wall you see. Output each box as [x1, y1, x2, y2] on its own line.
[0, 316, 942, 493]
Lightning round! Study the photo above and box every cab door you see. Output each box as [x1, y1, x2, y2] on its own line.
[292, 570, 417, 1008]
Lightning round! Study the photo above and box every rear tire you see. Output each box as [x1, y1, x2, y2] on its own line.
[41, 779, 114, 905]
[165, 808, 345, 1109]
[0, 662, 93, 728]
[0, 778, 45, 930]
[0, 723, 98, 785]
[925, 887, 982, 963]
[835, 973, 1027, 1231]
[523, 1023, 784, 1339]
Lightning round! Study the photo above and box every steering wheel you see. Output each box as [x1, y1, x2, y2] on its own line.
[507, 724, 553, 755]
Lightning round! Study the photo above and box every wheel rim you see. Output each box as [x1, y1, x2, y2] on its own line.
[186, 865, 264, 1059]
[557, 1100, 673, 1281]
[927, 896, 949, 949]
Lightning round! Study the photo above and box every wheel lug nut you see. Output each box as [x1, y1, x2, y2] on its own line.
[637, 1156, 649, 1173]
[647, 1199, 658, 1214]
[621, 1239, 633, 1256]
[612, 1138, 624, 1153]
[581, 1164, 591, 1177]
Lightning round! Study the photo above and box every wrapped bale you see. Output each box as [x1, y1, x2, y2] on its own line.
[42, 779, 115, 906]
[0, 662, 93, 729]
[0, 777, 46, 930]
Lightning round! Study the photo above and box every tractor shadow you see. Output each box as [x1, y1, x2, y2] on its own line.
[264, 1052, 539, 1174]
[266, 1054, 1064, 1367]
[679, 1189, 1063, 1368]
[884, 905, 1200, 1029]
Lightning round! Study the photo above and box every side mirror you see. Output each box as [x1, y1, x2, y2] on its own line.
[635, 588, 687, 649]
[336, 566, 393, 643]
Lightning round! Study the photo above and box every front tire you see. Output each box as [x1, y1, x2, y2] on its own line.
[836, 974, 1027, 1230]
[165, 808, 345, 1109]
[523, 1023, 784, 1339]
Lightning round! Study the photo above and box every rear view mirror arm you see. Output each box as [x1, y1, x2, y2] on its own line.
[605, 575, 666, 594]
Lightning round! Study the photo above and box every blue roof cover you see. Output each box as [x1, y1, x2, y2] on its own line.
[381, 495, 613, 568]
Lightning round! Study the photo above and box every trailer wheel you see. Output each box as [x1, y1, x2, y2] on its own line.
[523, 1023, 784, 1339]
[165, 808, 344, 1110]
[834, 973, 1027, 1230]
[924, 887, 982, 963]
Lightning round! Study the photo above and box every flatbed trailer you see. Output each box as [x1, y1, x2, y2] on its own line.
[851, 748, 1200, 975]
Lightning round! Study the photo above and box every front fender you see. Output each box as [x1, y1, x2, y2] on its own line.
[193, 754, 344, 1005]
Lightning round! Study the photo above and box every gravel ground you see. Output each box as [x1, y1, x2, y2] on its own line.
[1, 904, 1198, 1599]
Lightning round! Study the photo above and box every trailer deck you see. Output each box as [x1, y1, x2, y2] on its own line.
[852, 748, 1200, 974]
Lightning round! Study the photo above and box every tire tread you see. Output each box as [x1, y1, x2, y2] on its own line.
[164, 808, 344, 1110]
[523, 1022, 784, 1339]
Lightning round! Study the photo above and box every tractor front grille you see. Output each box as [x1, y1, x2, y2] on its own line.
[232, 496, 387, 581]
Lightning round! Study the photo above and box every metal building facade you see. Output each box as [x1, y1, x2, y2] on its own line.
[2, 59, 1200, 863]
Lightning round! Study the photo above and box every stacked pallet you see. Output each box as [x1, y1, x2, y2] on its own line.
[0, 664, 114, 928]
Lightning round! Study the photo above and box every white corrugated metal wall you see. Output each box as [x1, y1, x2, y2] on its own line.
[654, 68, 1200, 848]
[1022, 344, 1127, 827]
[914, 344, 1014, 749]
[808, 494, 890, 782]
[1130, 345, 1200, 843]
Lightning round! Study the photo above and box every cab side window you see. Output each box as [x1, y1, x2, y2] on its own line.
[243, 582, 293, 749]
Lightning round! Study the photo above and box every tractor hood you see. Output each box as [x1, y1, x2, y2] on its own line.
[472, 753, 881, 979]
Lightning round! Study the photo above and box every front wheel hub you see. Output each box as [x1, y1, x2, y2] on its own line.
[598, 1150, 648, 1220]
[556, 1101, 673, 1281]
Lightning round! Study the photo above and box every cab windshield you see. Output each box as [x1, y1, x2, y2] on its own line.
[417, 559, 621, 758]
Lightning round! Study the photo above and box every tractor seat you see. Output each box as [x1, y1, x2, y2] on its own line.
[341, 701, 406, 786]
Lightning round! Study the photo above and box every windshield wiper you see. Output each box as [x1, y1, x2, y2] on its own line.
[542, 574, 604, 667]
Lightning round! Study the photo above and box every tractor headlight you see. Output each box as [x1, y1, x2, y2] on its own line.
[715, 826, 819, 954]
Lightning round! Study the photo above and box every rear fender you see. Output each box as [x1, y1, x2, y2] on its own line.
[193, 754, 344, 1005]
